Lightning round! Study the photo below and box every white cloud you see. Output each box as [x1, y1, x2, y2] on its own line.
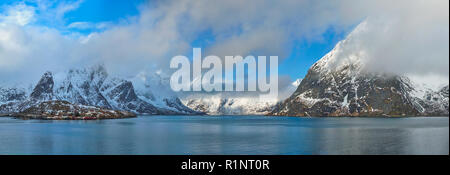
[0, 0, 448, 87]
[67, 21, 92, 29]
[54, 0, 83, 18]
[332, 0, 449, 77]
[0, 3, 35, 26]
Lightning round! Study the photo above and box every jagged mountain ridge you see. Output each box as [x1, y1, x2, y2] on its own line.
[270, 25, 449, 117]
[1, 65, 200, 115]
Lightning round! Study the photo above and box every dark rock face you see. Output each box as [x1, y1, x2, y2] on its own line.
[106, 81, 138, 103]
[163, 97, 200, 114]
[102, 80, 159, 114]
[270, 65, 420, 117]
[30, 71, 54, 101]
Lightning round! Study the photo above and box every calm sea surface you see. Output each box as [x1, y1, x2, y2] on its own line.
[0, 116, 448, 155]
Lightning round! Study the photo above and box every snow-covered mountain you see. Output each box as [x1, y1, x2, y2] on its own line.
[183, 95, 278, 115]
[130, 71, 199, 114]
[270, 23, 449, 117]
[181, 79, 301, 115]
[0, 87, 27, 106]
[0, 65, 200, 115]
[406, 77, 449, 116]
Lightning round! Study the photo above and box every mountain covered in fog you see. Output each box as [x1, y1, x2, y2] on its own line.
[181, 79, 301, 115]
[0, 65, 200, 116]
[270, 26, 449, 117]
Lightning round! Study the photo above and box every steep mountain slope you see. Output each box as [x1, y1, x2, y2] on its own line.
[100, 77, 163, 114]
[270, 26, 449, 117]
[30, 72, 54, 101]
[182, 79, 301, 115]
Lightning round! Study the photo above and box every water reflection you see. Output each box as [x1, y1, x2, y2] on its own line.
[0, 116, 448, 155]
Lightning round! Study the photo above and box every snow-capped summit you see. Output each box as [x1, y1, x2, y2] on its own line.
[270, 23, 449, 117]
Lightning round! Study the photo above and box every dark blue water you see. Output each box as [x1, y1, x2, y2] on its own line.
[0, 116, 448, 155]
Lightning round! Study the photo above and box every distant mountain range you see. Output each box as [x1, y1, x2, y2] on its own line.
[0, 65, 201, 116]
[181, 79, 301, 115]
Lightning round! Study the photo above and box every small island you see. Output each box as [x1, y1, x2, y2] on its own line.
[14, 100, 136, 120]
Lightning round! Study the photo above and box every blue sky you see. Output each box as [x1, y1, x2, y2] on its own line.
[62, 0, 146, 34]
[279, 29, 350, 79]
[64, 0, 144, 23]
[0, 0, 353, 82]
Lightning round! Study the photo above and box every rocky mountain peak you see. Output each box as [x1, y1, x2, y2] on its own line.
[30, 71, 54, 100]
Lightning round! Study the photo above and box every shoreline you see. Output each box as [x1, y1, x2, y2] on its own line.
[1, 114, 448, 121]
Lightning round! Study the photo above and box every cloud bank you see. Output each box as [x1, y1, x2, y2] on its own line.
[334, 0, 449, 77]
[0, 0, 448, 87]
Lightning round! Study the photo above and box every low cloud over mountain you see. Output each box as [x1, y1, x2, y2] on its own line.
[1, 0, 448, 86]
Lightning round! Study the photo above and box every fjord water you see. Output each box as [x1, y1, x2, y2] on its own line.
[0, 116, 448, 155]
